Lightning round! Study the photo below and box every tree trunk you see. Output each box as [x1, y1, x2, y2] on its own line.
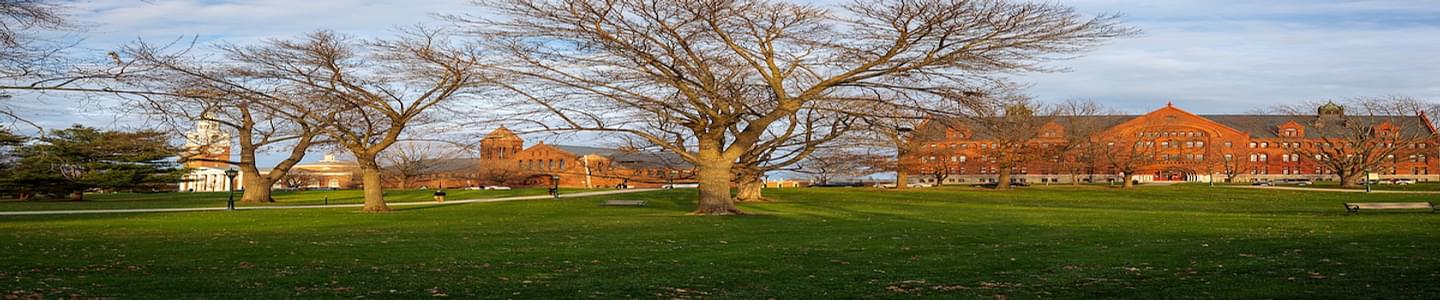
[1121, 172, 1135, 188]
[997, 167, 1012, 190]
[736, 179, 764, 202]
[1339, 171, 1363, 188]
[895, 169, 908, 190]
[239, 167, 276, 203]
[357, 157, 391, 212]
[693, 156, 742, 215]
[1070, 172, 1079, 186]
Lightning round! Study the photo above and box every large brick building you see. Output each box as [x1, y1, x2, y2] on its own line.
[478, 127, 696, 188]
[904, 103, 1440, 185]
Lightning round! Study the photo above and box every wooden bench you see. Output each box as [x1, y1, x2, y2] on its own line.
[600, 200, 647, 207]
[1344, 202, 1436, 214]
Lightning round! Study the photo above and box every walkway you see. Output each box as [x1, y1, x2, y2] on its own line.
[0, 188, 661, 216]
[1228, 185, 1440, 194]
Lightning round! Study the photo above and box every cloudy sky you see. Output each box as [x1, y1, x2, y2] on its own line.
[12, 0, 1440, 164]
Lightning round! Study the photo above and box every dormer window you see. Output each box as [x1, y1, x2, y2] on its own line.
[1283, 128, 1297, 137]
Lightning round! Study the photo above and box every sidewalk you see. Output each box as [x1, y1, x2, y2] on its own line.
[1228, 185, 1440, 194]
[0, 188, 660, 216]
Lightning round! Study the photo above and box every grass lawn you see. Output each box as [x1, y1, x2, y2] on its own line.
[1305, 182, 1440, 191]
[2, 184, 1439, 298]
[0, 188, 591, 211]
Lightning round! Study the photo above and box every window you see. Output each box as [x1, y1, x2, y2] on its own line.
[1283, 128, 1297, 137]
[1224, 154, 1233, 161]
[1224, 142, 1232, 148]
[1249, 142, 1257, 148]
[1260, 142, 1268, 148]
[959, 156, 967, 162]
[1249, 154, 1258, 162]
[1196, 141, 1205, 148]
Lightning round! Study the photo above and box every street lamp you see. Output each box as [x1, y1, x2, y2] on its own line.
[1364, 169, 1372, 193]
[224, 168, 239, 211]
[549, 175, 561, 199]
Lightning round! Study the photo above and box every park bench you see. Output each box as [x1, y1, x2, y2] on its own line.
[1344, 202, 1436, 214]
[600, 200, 647, 207]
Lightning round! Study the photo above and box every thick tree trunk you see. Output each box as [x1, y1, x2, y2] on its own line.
[1070, 172, 1080, 186]
[1121, 172, 1135, 188]
[736, 179, 764, 202]
[734, 167, 765, 202]
[1339, 171, 1363, 188]
[357, 158, 391, 212]
[239, 167, 275, 203]
[694, 158, 742, 215]
[997, 166, 1012, 190]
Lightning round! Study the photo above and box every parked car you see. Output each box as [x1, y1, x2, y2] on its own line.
[978, 181, 1030, 188]
[482, 186, 512, 190]
[1392, 178, 1417, 185]
[1251, 180, 1272, 186]
[872, 183, 932, 188]
[1277, 178, 1313, 186]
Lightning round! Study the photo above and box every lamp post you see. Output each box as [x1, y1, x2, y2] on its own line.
[549, 175, 561, 199]
[1364, 169, 1372, 193]
[224, 168, 239, 211]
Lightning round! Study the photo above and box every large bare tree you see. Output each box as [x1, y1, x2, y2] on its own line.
[222, 29, 492, 212]
[460, 0, 1135, 214]
[111, 41, 330, 203]
[1274, 97, 1437, 188]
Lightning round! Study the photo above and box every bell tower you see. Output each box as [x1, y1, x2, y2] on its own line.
[183, 113, 232, 169]
[480, 126, 524, 161]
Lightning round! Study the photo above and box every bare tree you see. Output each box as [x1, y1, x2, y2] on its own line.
[1095, 116, 1173, 188]
[1274, 97, 1437, 188]
[459, 0, 1135, 215]
[796, 149, 870, 185]
[944, 90, 1051, 189]
[732, 106, 853, 201]
[279, 170, 320, 189]
[110, 41, 332, 203]
[1049, 99, 1112, 185]
[222, 29, 492, 212]
[380, 141, 464, 189]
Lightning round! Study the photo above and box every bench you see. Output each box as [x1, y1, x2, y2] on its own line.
[600, 200, 647, 207]
[1344, 202, 1436, 214]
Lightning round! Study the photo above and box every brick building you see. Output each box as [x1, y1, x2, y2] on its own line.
[904, 103, 1440, 185]
[478, 127, 696, 188]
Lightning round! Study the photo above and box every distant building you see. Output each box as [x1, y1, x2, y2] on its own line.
[904, 103, 1440, 185]
[277, 154, 361, 189]
[178, 116, 239, 192]
[478, 127, 696, 188]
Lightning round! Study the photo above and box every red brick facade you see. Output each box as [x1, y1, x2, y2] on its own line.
[478, 127, 696, 188]
[904, 104, 1440, 185]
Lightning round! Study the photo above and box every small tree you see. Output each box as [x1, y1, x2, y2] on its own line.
[945, 89, 1052, 190]
[279, 170, 319, 189]
[381, 142, 464, 189]
[1274, 97, 1437, 187]
[797, 149, 870, 185]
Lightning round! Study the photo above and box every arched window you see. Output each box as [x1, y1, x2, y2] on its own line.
[1259, 154, 1268, 161]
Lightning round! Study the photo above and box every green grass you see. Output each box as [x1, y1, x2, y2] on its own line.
[1305, 182, 1440, 191]
[2, 184, 1439, 298]
[0, 188, 590, 211]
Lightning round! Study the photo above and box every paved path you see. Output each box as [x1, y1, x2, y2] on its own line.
[1228, 185, 1440, 194]
[0, 188, 662, 216]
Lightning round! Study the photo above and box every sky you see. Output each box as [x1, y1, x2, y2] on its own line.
[10, 0, 1440, 166]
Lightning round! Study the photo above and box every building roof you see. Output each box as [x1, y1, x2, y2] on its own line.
[921, 106, 1436, 140]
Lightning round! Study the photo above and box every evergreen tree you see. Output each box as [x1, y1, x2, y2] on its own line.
[3, 125, 185, 200]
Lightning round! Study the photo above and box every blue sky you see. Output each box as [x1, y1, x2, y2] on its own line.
[11, 0, 1440, 166]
